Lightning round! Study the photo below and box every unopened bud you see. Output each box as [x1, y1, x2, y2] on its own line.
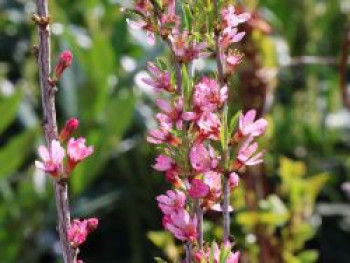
[54, 50, 73, 80]
[59, 118, 79, 142]
[87, 218, 99, 232]
[229, 172, 240, 190]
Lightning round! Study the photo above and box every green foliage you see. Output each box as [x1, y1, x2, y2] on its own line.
[0, 90, 22, 135]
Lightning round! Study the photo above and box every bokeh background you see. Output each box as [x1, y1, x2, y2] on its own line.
[1, 0, 350, 262]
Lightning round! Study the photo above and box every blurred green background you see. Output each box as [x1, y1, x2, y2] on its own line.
[0, 0, 350, 262]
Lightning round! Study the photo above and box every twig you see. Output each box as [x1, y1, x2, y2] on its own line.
[195, 199, 203, 249]
[35, 0, 74, 262]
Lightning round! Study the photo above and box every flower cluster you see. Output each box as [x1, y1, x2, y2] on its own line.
[194, 241, 240, 263]
[35, 118, 94, 178]
[128, 0, 207, 62]
[67, 218, 99, 248]
[35, 117, 97, 261]
[219, 6, 250, 75]
[129, 1, 268, 261]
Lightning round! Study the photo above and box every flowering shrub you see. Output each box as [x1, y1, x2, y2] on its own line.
[34, 50, 98, 260]
[34, 2, 99, 258]
[128, 0, 268, 261]
[34, 0, 267, 262]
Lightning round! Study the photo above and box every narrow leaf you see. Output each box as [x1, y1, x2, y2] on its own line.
[229, 110, 241, 135]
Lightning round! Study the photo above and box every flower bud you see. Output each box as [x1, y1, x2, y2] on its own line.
[59, 118, 79, 142]
[87, 218, 99, 232]
[54, 50, 73, 80]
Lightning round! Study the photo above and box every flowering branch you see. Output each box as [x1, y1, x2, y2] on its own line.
[128, 0, 267, 262]
[34, 1, 97, 262]
[34, 1, 74, 262]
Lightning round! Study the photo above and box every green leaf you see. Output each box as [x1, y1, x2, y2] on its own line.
[71, 91, 135, 195]
[236, 211, 259, 228]
[0, 129, 37, 178]
[219, 243, 230, 263]
[181, 64, 191, 110]
[182, 4, 193, 31]
[148, 231, 179, 261]
[209, 241, 215, 263]
[0, 90, 22, 135]
[155, 258, 168, 263]
[229, 110, 241, 136]
[297, 250, 319, 263]
[156, 58, 168, 71]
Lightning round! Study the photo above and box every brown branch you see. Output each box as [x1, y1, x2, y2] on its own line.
[340, 25, 350, 109]
[195, 199, 203, 249]
[35, 0, 74, 262]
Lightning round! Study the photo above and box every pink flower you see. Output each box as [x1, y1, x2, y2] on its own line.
[152, 154, 181, 186]
[220, 27, 246, 50]
[159, 2, 180, 36]
[164, 169, 181, 186]
[54, 50, 73, 79]
[35, 140, 65, 177]
[229, 172, 240, 189]
[203, 171, 222, 195]
[227, 249, 240, 263]
[59, 117, 79, 141]
[221, 5, 251, 29]
[159, 14, 180, 35]
[188, 179, 210, 198]
[156, 190, 186, 215]
[189, 143, 219, 172]
[236, 109, 268, 140]
[202, 171, 222, 209]
[193, 77, 228, 112]
[169, 31, 188, 57]
[162, 214, 172, 229]
[87, 217, 99, 231]
[165, 209, 197, 242]
[68, 218, 98, 248]
[127, 19, 156, 45]
[184, 41, 209, 62]
[142, 62, 173, 92]
[147, 128, 180, 146]
[169, 31, 208, 62]
[156, 98, 184, 130]
[67, 137, 94, 163]
[156, 113, 172, 131]
[153, 154, 174, 171]
[197, 112, 221, 140]
[234, 137, 264, 169]
[200, 242, 240, 263]
[134, 0, 151, 14]
[225, 52, 244, 74]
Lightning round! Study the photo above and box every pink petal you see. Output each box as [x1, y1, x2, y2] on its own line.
[147, 31, 156, 46]
[182, 112, 197, 121]
[231, 32, 246, 43]
[243, 110, 256, 128]
[38, 145, 49, 161]
[35, 161, 45, 170]
[156, 99, 172, 113]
